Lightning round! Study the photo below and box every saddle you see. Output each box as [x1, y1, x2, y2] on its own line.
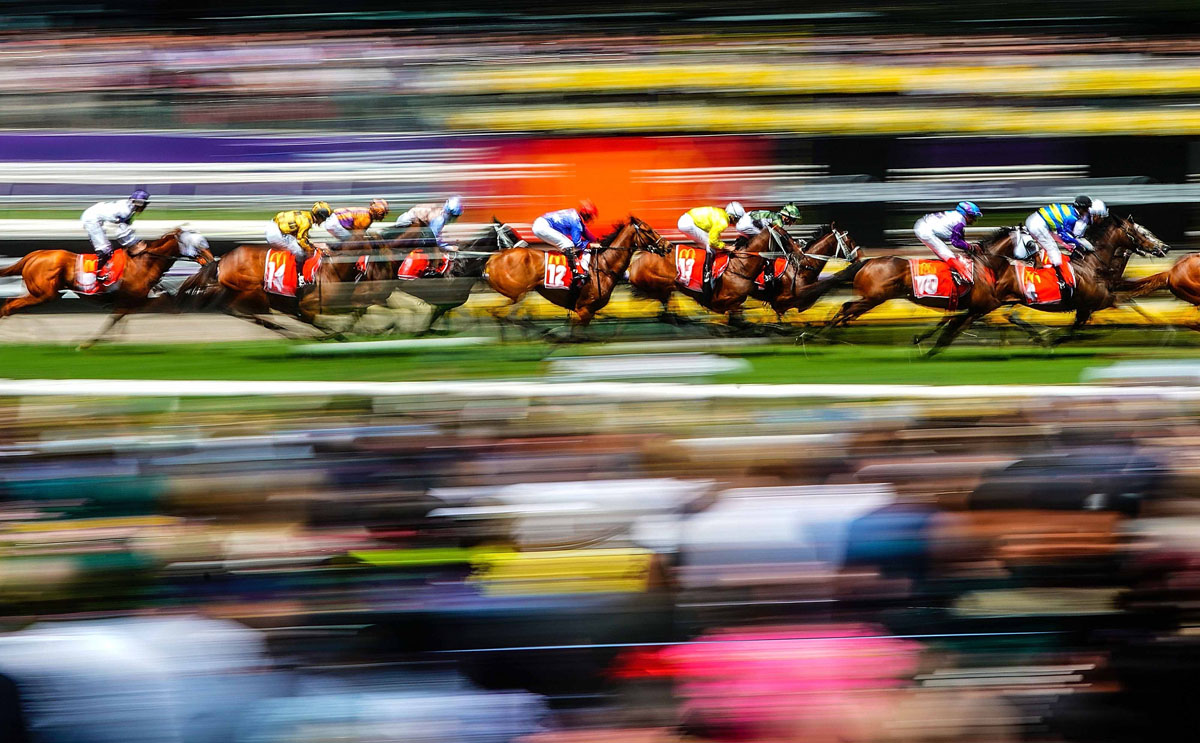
[75, 250, 128, 295]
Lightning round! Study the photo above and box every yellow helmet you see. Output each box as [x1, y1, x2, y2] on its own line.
[311, 201, 332, 222]
[369, 199, 389, 219]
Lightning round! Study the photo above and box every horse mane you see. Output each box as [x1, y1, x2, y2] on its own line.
[808, 224, 833, 240]
[977, 226, 1015, 250]
[597, 220, 628, 247]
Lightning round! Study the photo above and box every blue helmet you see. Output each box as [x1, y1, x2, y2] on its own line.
[444, 195, 463, 217]
[956, 201, 981, 218]
[130, 189, 150, 205]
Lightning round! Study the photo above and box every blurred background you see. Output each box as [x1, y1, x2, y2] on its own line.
[3, 2, 1200, 742]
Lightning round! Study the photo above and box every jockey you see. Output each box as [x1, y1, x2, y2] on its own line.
[531, 200, 598, 289]
[914, 201, 981, 286]
[1024, 195, 1106, 292]
[266, 201, 333, 287]
[81, 189, 149, 273]
[735, 202, 802, 237]
[678, 202, 745, 296]
[323, 199, 388, 244]
[393, 195, 463, 256]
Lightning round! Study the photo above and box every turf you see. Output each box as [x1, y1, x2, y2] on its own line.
[2, 338, 1199, 386]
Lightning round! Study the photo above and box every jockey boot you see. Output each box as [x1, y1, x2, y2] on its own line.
[701, 249, 716, 303]
[1054, 265, 1075, 298]
[565, 250, 585, 290]
[948, 257, 972, 286]
[94, 250, 112, 279]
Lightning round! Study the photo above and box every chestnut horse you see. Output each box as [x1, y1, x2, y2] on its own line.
[175, 242, 357, 337]
[0, 228, 214, 347]
[485, 216, 670, 337]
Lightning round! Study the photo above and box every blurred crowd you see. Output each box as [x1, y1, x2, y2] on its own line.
[0, 388, 1197, 741]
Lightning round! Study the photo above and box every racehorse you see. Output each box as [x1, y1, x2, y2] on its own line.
[1116, 234, 1200, 332]
[626, 223, 775, 320]
[930, 215, 1168, 350]
[484, 216, 670, 337]
[175, 241, 355, 337]
[747, 223, 861, 320]
[0, 228, 214, 347]
[352, 220, 523, 333]
[802, 217, 1164, 355]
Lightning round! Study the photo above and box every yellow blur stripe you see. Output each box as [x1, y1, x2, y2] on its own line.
[6, 515, 180, 532]
[469, 548, 653, 596]
[435, 63, 1200, 97]
[446, 104, 1200, 136]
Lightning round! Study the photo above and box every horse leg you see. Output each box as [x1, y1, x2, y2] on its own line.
[913, 315, 954, 346]
[1049, 309, 1094, 348]
[225, 291, 307, 339]
[927, 310, 987, 358]
[817, 296, 886, 337]
[0, 292, 52, 319]
[1005, 307, 1051, 346]
[78, 308, 133, 349]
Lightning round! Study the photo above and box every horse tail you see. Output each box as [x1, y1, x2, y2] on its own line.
[1120, 270, 1170, 298]
[173, 260, 221, 310]
[0, 254, 33, 277]
[786, 259, 867, 310]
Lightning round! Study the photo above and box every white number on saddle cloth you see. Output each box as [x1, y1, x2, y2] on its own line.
[264, 251, 290, 294]
[915, 273, 940, 296]
[544, 253, 570, 289]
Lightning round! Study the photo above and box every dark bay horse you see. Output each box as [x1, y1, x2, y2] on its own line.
[485, 216, 670, 336]
[0, 228, 215, 347]
[748, 223, 861, 320]
[351, 220, 523, 333]
[928, 215, 1168, 350]
[626, 224, 774, 318]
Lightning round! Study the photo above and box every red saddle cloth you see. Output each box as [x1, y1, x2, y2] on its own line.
[1017, 262, 1074, 305]
[396, 249, 450, 280]
[542, 250, 591, 290]
[74, 250, 128, 295]
[674, 246, 730, 292]
[909, 258, 975, 300]
[754, 257, 789, 289]
[263, 249, 321, 297]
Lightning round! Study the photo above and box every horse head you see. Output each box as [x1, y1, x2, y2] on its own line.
[144, 228, 214, 265]
[622, 215, 672, 255]
[1085, 214, 1169, 264]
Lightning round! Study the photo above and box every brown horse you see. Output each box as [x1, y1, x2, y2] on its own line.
[748, 223, 861, 320]
[1117, 231, 1200, 331]
[626, 224, 774, 319]
[0, 228, 215, 347]
[484, 216, 670, 337]
[176, 242, 357, 337]
[804, 217, 1165, 355]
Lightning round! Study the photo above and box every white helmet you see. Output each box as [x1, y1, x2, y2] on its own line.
[1089, 199, 1108, 219]
[725, 201, 746, 220]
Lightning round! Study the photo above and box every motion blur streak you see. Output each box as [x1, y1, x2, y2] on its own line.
[1, 1, 1200, 742]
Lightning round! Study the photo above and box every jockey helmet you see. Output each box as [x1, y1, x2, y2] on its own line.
[956, 201, 982, 219]
[1088, 199, 1108, 219]
[444, 195, 464, 217]
[130, 189, 150, 210]
[1073, 195, 1093, 213]
[577, 199, 598, 222]
[725, 201, 746, 220]
[779, 203, 802, 222]
[311, 201, 333, 222]
[369, 199, 389, 219]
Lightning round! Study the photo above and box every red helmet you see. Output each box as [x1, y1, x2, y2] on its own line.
[577, 199, 598, 222]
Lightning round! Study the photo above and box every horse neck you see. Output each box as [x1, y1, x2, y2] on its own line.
[787, 233, 831, 278]
[132, 239, 178, 279]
